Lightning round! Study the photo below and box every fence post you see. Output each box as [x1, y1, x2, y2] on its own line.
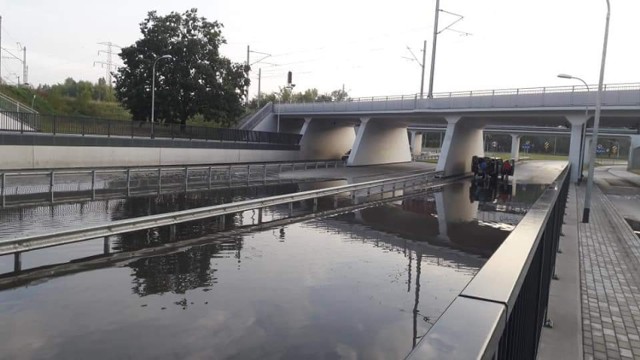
[53, 115, 57, 135]
[1, 173, 5, 208]
[126, 169, 131, 196]
[14, 252, 21, 272]
[91, 170, 96, 200]
[81, 118, 85, 136]
[208, 166, 213, 190]
[247, 164, 251, 184]
[258, 207, 263, 224]
[184, 167, 189, 192]
[228, 165, 232, 185]
[158, 167, 162, 194]
[50, 171, 55, 203]
[131, 121, 134, 139]
[107, 119, 111, 137]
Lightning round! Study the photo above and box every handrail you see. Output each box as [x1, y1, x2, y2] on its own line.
[236, 102, 273, 130]
[0, 169, 444, 255]
[0, 92, 38, 114]
[406, 164, 570, 359]
[276, 82, 640, 105]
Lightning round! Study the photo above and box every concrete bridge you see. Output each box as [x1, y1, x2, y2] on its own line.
[240, 83, 640, 181]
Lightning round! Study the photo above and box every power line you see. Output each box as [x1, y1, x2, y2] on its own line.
[94, 41, 121, 86]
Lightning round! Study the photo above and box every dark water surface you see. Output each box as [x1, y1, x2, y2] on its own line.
[0, 179, 549, 359]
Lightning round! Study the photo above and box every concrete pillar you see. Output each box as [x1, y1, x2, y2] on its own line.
[628, 135, 640, 170]
[347, 118, 412, 166]
[299, 117, 356, 160]
[583, 136, 592, 167]
[436, 116, 484, 176]
[567, 115, 588, 182]
[410, 131, 424, 157]
[510, 134, 521, 161]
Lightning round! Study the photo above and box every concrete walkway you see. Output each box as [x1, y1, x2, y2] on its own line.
[539, 182, 640, 359]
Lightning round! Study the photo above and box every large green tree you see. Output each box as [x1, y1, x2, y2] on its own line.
[114, 9, 249, 127]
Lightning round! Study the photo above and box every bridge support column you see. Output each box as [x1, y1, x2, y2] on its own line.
[299, 117, 356, 160]
[347, 118, 411, 166]
[510, 135, 521, 161]
[628, 135, 640, 171]
[567, 115, 588, 182]
[436, 116, 484, 176]
[410, 131, 423, 157]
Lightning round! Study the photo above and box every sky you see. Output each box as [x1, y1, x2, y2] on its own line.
[1, 0, 639, 98]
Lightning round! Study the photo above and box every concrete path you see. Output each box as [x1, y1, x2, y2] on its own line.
[539, 180, 640, 359]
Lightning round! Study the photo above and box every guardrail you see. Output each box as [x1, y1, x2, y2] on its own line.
[236, 102, 273, 130]
[0, 111, 301, 146]
[0, 92, 38, 114]
[0, 160, 345, 207]
[273, 82, 640, 114]
[0, 169, 445, 260]
[406, 164, 570, 360]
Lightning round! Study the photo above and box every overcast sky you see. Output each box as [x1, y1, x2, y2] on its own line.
[1, 0, 639, 98]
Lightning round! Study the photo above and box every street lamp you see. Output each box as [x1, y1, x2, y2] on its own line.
[582, 0, 611, 223]
[151, 54, 172, 138]
[557, 74, 590, 183]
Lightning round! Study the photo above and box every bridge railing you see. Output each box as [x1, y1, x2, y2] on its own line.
[0, 92, 38, 114]
[0, 111, 302, 146]
[406, 164, 570, 360]
[274, 82, 640, 113]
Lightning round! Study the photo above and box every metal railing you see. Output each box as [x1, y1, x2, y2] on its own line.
[0, 169, 445, 258]
[406, 164, 570, 360]
[0, 111, 301, 145]
[273, 82, 640, 114]
[236, 102, 273, 130]
[0, 92, 38, 114]
[0, 160, 345, 207]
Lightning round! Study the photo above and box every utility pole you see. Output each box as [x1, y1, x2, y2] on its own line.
[427, 0, 440, 99]
[257, 68, 262, 107]
[95, 42, 121, 86]
[22, 45, 26, 85]
[427, 1, 470, 98]
[246, 45, 273, 105]
[403, 40, 427, 98]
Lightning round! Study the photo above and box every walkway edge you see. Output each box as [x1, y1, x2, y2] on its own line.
[538, 184, 583, 360]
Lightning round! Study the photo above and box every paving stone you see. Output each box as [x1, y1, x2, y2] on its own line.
[575, 185, 640, 359]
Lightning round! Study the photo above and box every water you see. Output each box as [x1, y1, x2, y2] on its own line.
[0, 177, 551, 359]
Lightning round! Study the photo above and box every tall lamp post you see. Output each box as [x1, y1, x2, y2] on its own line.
[558, 73, 590, 183]
[582, 0, 611, 223]
[151, 55, 172, 139]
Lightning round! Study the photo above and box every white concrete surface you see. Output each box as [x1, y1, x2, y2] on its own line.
[511, 134, 521, 161]
[347, 118, 412, 166]
[410, 131, 424, 157]
[628, 135, 640, 171]
[298, 118, 355, 160]
[436, 117, 484, 176]
[0, 145, 301, 170]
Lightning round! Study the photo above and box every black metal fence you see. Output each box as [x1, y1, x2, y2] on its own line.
[407, 164, 571, 360]
[0, 111, 302, 145]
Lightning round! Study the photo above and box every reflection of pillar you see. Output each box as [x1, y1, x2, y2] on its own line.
[412, 252, 422, 349]
[510, 134, 521, 161]
[567, 115, 588, 182]
[434, 182, 478, 241]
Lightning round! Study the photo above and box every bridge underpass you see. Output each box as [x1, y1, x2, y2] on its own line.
[242, 83, 640, 181]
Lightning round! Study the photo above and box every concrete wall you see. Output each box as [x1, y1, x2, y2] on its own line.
[0, 145, 301, 170]
[299, 119, 356, 160]
[348, 118, 411, 166]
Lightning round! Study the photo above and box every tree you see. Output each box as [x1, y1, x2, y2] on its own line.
[114, 9, 249, 128]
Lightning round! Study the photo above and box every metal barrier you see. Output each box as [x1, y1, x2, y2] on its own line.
[0, 92, 38, 114]
[406, 164, 570, 360]
[0, 160, 345, 207]
[274, 82, 640, 114]
[0, 111, 301, 145]
[0, 169, 445, 258]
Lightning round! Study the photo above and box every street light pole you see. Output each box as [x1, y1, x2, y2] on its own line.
[151, 55, 172, 139]
[558, 74, 590, 183]
[583, 0, 611, 223]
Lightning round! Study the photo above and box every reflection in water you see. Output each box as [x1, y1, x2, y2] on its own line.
[0, 178, 550, 359]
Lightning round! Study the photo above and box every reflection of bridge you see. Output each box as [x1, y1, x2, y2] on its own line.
[241, 83, 640, 181]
